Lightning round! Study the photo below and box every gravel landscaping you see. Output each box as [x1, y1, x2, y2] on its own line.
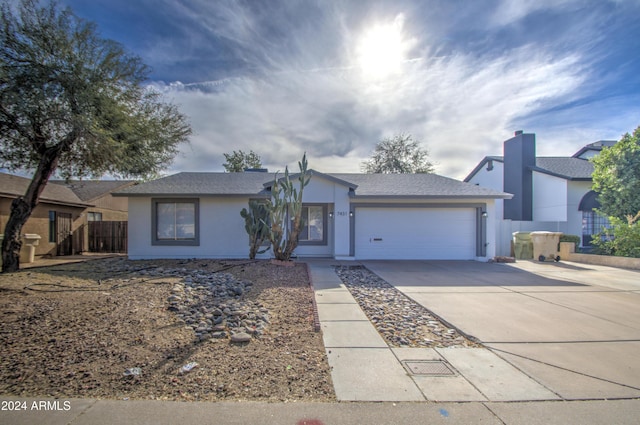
[335, 265, 481, 348]
[0, 258, 334, 402]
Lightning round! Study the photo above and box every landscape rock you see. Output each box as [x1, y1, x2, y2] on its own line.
[161, 269, 270, 341]
[230, 332, 252, 343]
[335, 265, 480, 348]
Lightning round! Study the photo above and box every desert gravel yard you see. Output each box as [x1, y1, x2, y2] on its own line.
[0, 258, 334, 402]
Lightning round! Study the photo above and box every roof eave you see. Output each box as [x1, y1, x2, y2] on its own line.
[463, 156, 504, 182]
[0, 192, 93, 208]
[113, 192, 270, 198]
[350, 194, 513, 200]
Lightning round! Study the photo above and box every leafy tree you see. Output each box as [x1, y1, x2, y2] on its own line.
[361, 133, 435, 174]
[223, 150, 262, 172]
[0, 0, 191, 272]
[591, 126, 640, 220]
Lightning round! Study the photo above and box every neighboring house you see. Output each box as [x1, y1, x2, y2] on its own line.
[114, 170, 511, 261]
[464, 131, 615, 255]
[0, 173, 135, 258]
[51, 180, 135, 222]
[0, 172, 90, 257]
[51, 179, 135, 253]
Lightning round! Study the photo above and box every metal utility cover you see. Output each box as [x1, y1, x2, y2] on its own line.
[403, 360, 456, 376]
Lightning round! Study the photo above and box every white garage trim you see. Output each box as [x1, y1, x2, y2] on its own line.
[350, 203, 487, 260]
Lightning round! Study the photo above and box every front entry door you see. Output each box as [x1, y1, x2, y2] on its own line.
[56, 212, 73, 256]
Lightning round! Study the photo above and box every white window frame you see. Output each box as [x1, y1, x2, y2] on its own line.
[298, 204, 327, 246]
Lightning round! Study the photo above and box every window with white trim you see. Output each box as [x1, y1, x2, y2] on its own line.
[299, 204, 327, 245]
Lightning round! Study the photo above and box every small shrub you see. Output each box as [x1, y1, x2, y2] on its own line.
[592, 213, 640, 258]
[559, 234, 580, 251]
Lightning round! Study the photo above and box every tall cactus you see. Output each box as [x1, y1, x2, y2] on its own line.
[265, 153, 311, 261]
[240, 200, 271, 259]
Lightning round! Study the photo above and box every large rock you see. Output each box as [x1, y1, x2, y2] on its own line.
[230, 332, 251, 343]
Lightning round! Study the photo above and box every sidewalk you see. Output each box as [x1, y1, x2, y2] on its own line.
[2, 397, 639, 424]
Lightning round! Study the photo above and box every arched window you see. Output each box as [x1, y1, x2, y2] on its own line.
[579, 191, 610, 247]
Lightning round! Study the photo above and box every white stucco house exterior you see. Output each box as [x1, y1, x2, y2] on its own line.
[464, 131, 615, 256]
[114, 171, 511, 261]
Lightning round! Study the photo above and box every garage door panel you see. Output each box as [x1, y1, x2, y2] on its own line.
[355, 208, 475, 260]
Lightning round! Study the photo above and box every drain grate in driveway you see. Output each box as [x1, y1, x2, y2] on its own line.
[403, 360, 457, 376]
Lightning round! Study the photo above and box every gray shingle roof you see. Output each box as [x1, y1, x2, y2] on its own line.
[50, 180, 136, 201]
[572, 140, 616, 158]
[330, 173, 510, 198]
[0, 173, 90, 207]
[464, 156, 594, 181]
[115, 172, 272, 197]
[115, 171, 511, 199]
[532, 157, 594, 180]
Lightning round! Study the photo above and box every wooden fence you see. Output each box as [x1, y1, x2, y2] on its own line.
[87, 221, 128, 253]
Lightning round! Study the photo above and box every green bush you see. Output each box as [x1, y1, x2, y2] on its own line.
[592, 215, 640, 258]
[559, 234, 580, 251]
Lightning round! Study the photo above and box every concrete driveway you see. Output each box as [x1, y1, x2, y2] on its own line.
[364, 260, 640, 400]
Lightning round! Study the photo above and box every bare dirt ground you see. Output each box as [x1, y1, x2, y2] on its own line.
[0, 258, 335, 402]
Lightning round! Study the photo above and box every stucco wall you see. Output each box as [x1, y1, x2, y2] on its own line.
[533, 173, 567, 221]
[560, 242, 640, 270]
[128, 197, 250, 259]
[0, 198, 84, 257]
[127, 176, 353, 260]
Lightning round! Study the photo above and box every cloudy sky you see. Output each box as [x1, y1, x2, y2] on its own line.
[62, 0, 640, 179]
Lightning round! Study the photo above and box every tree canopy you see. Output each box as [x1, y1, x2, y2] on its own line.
[361, 133, 435, 174]
[591, 126, 640, 220]
[0, 0, 191, 180]
[223, 150, 262, 172]
[0, 0, 191, 272]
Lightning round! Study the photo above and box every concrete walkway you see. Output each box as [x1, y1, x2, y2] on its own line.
[308, 260, 557, 402]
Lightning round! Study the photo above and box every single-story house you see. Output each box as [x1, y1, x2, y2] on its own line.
[0, 173, 135, 258]
[1, 172, 90, 257]
[464, 131, 615, 255]
[114, 170, 511, 261]
[51, 179, 135, 254]
[51, 179, 135, 223]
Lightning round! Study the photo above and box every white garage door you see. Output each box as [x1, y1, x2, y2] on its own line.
[355, 208, 476, 260]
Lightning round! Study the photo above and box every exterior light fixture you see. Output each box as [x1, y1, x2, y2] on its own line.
[349, 211, 354, 217]
[329, 211, 334, 218]
[481, 211, 488, 218]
